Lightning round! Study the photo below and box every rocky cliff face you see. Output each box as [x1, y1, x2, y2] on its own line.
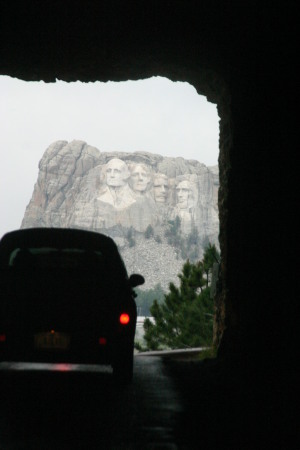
[21, 140, 219, 289]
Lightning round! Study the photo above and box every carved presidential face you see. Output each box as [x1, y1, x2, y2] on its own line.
[130, 164, 150, 192]
[176, 180, 193, 209]
[105, 158, 129, 187]
[153, 174, 168, 203]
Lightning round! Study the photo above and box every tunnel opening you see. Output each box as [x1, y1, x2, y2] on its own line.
[1, 74, 222, 353]
[1, 0, 262, 369]
[1, 3, 293, 447]
[1, 0, 290, 372]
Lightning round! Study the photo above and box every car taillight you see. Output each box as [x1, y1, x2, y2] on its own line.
[119, 313, 130, 325]
[98, 337, 107, 345]
[0, 333, 6, 343]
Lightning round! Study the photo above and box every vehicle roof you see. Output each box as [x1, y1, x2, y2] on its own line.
[0, 228, 115, 248]
[0, 228, 127, 274]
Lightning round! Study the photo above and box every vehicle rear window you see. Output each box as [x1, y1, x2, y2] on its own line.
[8, 247, 106, 270]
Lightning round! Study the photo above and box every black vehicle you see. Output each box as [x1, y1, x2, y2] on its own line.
[0, 228, 144, 382]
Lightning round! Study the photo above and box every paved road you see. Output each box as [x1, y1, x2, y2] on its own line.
[0, 357, 185, 449]
[0, 356, 289, 449]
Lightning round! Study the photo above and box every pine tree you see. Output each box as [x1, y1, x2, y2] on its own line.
[126, 227, 135, 247]
[144, 224, 154, 239]
[143, 245, 219, 350]
[202, 243, 220, 287]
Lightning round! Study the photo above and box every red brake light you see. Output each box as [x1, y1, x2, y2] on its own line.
[98, 337, 107, 345]
[0, 334, 6, 342]
[119, 313, 130, 325]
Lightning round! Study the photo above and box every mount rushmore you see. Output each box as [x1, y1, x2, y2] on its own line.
[21, 140, 219, 289]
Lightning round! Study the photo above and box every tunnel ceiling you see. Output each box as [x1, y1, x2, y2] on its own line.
[0, 2, 257, 98]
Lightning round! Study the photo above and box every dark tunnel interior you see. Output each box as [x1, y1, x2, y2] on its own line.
[0, 2, 295, 447]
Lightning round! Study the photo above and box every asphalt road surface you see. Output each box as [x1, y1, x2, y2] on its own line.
[0, 355, 289, 449]
[0, 356, 186, 449]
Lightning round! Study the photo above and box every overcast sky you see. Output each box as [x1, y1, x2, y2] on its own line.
[0, 75, 219, 238]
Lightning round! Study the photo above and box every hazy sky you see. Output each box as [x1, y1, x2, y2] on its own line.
[0, 75, 219, 238]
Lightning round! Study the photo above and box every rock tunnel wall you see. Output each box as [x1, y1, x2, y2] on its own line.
[1, 2, 289, 365]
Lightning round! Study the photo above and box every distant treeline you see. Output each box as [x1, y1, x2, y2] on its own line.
[135, 283, 165, 316]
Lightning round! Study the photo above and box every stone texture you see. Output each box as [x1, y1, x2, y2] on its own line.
[21, 140, 219, 289]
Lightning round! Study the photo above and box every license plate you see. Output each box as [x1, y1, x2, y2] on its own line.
[34, 332, 70, 350]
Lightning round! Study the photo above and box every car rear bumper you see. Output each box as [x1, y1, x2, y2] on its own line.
[0, 334, 134, 366]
